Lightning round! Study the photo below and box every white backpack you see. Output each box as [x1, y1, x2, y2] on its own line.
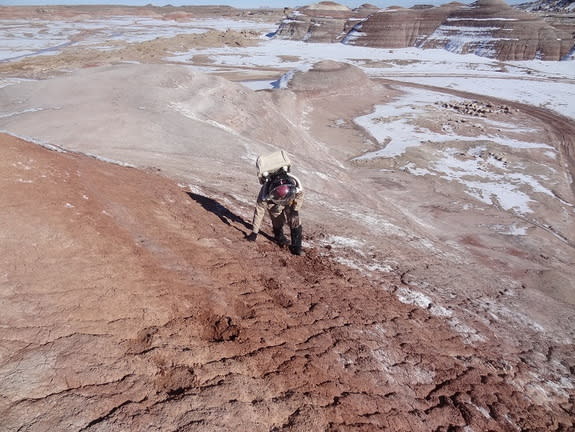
[256, 150, 291, 184]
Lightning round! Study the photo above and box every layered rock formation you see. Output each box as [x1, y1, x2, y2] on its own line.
[516, 0, 575, 59]
[418, 0, 574, 60]
[273, 1, 354, 42]
[274, 0, 575, 60]
[517, 0, 575, 12]
[343, 3, 463, 48]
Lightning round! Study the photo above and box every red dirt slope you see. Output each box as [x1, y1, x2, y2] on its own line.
[0, 134, 572, 431]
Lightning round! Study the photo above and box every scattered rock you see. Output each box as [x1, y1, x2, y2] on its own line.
[439, 100, 512, 117]
[155, 366, 197, 395]
[209, 315, 240, 342]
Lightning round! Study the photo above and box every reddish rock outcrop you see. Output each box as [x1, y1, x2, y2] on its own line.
[343, 3, 462, 48]
[274, 0, 575, 60]
[274, 1, 354, 42]
[418, 0, 574, 60]
[518, 0, 575, 12]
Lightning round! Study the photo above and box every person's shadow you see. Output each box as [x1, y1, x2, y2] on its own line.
[186, 192, 273, 241]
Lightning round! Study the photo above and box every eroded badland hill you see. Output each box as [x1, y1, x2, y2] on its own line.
[275, 0, 575, 60]
[0, 3, 574, 431]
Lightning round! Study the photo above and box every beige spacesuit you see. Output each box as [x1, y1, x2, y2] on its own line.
[247, 172, 304, 255]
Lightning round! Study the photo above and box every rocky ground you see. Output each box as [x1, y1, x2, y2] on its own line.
[0, 4, 574, 432]
[2, 133, 573, 431]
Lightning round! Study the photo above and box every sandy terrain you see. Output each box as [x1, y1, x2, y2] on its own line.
[0, 5, 574, 431]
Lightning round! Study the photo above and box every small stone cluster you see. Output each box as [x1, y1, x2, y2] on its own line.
[480, 150, 509, 166]
[438, 100, 511, 117]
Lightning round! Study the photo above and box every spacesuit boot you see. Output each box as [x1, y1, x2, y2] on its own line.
[290, 225, 303, 256]
[273, 227, 289, 247]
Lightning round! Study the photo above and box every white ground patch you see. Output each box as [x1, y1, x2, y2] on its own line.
[396, 286, 484, 343]
[421, 25, 517, 58]
[485, 223, 529, 236]
[328, 235, 365, 248]
[334, 256, 394, 274]
[353, 87, 550, 159]
[398, 76, 575, 119]
[430, 147, 556, 215]
[167, 39, 499, 73]
[396, 286, 433, 309]
[0, 130, 68, 153]
[478, 299, 548, 336]
[84, 153, 135, 168]
[0, 17, 275, 62]
[354, 89, 464, 158]
[239, 80, 276, 90]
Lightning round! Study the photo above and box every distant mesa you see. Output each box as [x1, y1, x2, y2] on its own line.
[344, 3, 464, 49]
[273, 0, 575, 60]
[161, 11, 194, 21]
[476, 0, 509, 6]
[410, 4, 437, 9]
[353, 4, 382, 17]
[415, 0, 574, 60]
[301, 1, 353, 18]
[305, 1, 352, 11]
[274, 1, 354, 42]
[356, 3, 380, 9]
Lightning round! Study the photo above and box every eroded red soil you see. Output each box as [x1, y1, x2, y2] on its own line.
[1, 135, 573, 431]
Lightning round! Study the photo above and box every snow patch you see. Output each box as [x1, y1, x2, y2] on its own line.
[0, 108, 47, 119]
[544, 150, 557, 159]
[396, 287, 432, 309]
[0, 130, 68, 153]
[402, 162, 433, 176]
[85, 153, 135, 168]
[328, 235, 365, 248]
[334, 257, 394, 274]
[353, 87, 550, 160]
[239, 80, 275, 91]
[433, 148, 554, 215]
[446, 18, 518, 22]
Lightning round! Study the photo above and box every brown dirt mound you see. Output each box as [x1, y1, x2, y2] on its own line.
[1, 134, 572, 431]
[288, 61, 371, 93]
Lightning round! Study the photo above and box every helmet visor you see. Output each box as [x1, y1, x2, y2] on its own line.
[268, 184, 297, 205]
